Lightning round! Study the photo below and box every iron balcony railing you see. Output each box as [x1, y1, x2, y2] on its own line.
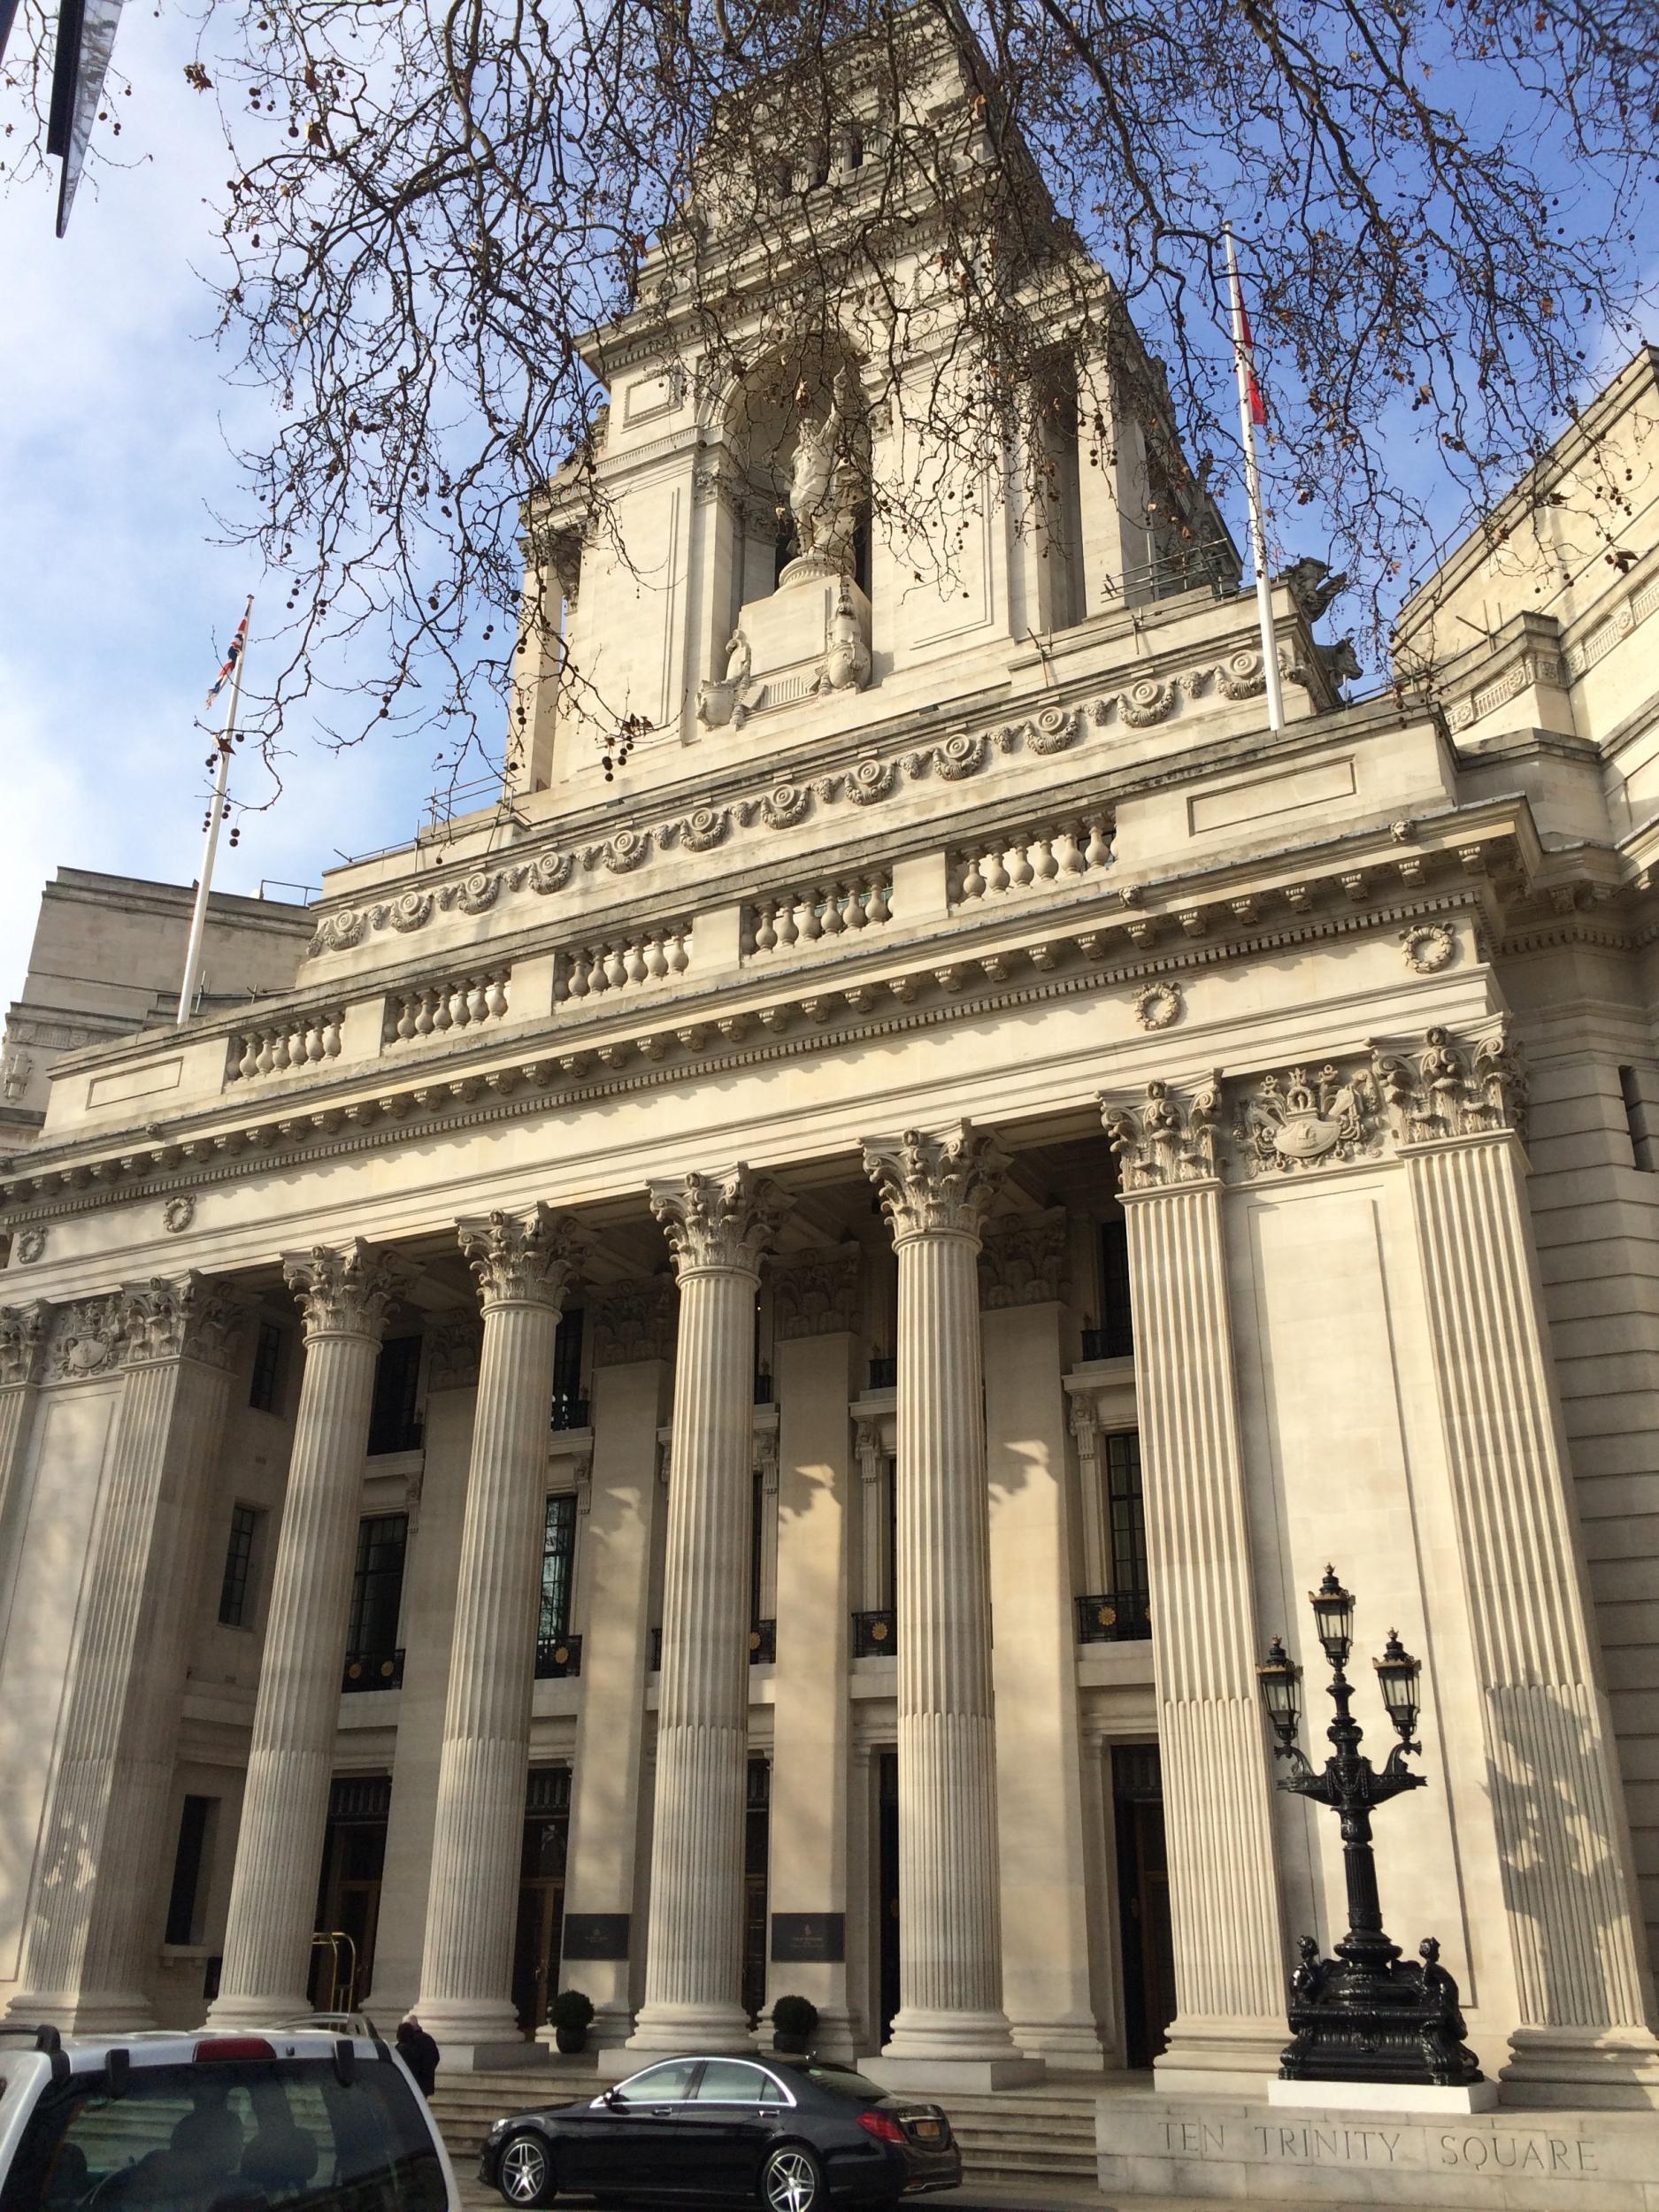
[1075, 1591, 1152, 1643]
[549, 1394, 591, 1432]
[341, 1647, 404, 1693]
[749, 1618, 776, 1664]
[853, 1609, 896, 1657]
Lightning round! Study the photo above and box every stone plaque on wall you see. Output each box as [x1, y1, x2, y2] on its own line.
[562, 1912, 631, 1962]
[770, 1913, 845, 1963]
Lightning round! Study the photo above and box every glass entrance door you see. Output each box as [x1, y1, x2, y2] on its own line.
[1112, 1744, 1175, 2068]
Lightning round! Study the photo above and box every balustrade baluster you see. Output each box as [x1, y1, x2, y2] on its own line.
[867, 878, 893, 925]
[846, 881, 869, 930]
[1034, 836, 1059, 883]
[668, 929, 690, 975]
[624, 942, 648, 987]
[486, 975, 509, 1019]
[960, 853, 985, 901]
[985, 848, 1010, 895]
[1085, 818, 1111, 870]
[1058, 826, 1086, 876]
[1010, 841, 1035, 890]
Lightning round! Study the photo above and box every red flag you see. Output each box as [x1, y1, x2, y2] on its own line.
[1237, 293, 1268, 428]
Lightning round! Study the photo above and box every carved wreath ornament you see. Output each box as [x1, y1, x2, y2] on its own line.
[1132, 982, 1182, 1032]
[1402, 923, 1455, 974]
[162, 1194, 197, 1234]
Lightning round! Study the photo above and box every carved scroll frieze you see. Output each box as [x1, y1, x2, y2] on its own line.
[979, 1209, 1067, 1308]
[0, 1302, 49, 1388]
[426, 1312, 483, 1390]
[119, 1273, 244, 1369]
[590, 1275, 676, 1366]
[771, 1244, 862, 1340]
[862, 1121, 1008, 1244]
[649, 1164, 793, 1277]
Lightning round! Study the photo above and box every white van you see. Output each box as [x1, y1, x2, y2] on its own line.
[0, 2023, 462, 2209]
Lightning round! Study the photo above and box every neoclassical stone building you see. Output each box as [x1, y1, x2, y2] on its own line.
[5, 8, 1659, 2145]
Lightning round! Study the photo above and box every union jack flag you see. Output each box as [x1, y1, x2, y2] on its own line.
[206, 609, 250, 711]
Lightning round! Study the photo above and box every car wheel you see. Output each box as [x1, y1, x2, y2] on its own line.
[760, 2142, 823, 2212]
[497, 2129, 557, 2207]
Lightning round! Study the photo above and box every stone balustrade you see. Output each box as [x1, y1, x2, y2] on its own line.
[228, 1008, 346, 1082]
[742, 873, 895, 957]
[385, 969, 511, 1046]
[949, 818, 1113, 907]
[555, 925, 692, 1004]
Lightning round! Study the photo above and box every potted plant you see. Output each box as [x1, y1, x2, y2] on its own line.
[770, 1994, 818, 2055]
[550, 1987, 595, 2055]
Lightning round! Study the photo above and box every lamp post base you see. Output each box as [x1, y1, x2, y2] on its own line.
[1278, 1932, 1485, 2089]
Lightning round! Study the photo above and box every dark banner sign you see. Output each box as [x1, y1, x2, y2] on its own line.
[562, 1912, 631, 1961]
[770, 1913, 845, 1963]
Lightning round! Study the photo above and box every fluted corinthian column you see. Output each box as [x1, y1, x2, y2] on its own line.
[861, 1123, 1035, 2088]
[8, 1278, 241, 2032]
[415, 1204, 589, 2063]
[1099, 1081, 1288, 2088]
[626, 1164, 792, 2055]
[1385, 1024, 1659, 2098]
[207, 1240, 406, 2027]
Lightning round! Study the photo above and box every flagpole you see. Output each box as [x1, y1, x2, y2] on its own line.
[177, 595, 252, 1025]
[1225, 225, 1286, 735]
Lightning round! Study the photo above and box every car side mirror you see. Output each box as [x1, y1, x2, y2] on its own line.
[603, 2087, 623, 2108]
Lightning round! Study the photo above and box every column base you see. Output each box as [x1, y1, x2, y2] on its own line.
[1152, 2012, 1286, 2097]
[864, 2055, 1047, 2093]
[407, 1999, 528, 2066]
[1501, 2025, 1659, 2109]
[1009, 2016, 1108, 2070]
[7, 1991, 158, 2037]
[436, 2039, 551, 2073]
[759, 2006, 858, 2065]
[202, 1990, 314, 2032]
[625, 2001, 755, 2059]
[1268, 2076, 1500, 2114]
[882, 2004, 1026, 2067]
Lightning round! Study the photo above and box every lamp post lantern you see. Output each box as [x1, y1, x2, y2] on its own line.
[1256, 1569, 1484, 2087]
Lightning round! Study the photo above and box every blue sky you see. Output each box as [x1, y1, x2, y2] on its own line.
[0, 4, 441, 1013]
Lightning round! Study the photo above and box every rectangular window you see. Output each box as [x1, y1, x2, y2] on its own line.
[367, 1335, 423, 1455]
[550, 1306, 586, 1429]
[218, 1504, 262, 1628]
[540, 1494, 577, 1645]
[248, 1320, 285, 1414]
[1098, 1217, 1134, 1357]
[347, 1514, 408, 1655]
[1620, 1065, 1655, 1171]
[1106, 1431, 1148, 1595]
[165, 1794, 217, 1946]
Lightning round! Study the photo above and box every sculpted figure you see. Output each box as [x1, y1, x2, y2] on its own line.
[788, 365, 864, 572]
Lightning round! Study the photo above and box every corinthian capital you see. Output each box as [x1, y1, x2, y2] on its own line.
[0, 1301, 49, 1388]
[282, 1240, 410, 1342]
[770, 1243, 862, 1340]
[119, 1274, 245, 1370]
[861, 1120, 1008, 1245]
[649, 1164, 793, 1278]
[457, 1203, 591, 1312]
[1099, 1075, 1224, 1192]
[1371, 1019, 1529, 1148]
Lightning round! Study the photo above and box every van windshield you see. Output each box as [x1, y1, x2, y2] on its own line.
[2, 2054, 447, 2211]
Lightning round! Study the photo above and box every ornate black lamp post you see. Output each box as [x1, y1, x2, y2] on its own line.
[1256, 1569, 1484, 2086]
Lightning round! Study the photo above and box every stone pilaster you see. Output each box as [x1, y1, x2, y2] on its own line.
[1384, 1025, 1659, 2099]
[1100, 1080, 1288, 2088]
[765, 1276, 859, 2060]
[8, 1278, 240, 2031]
[0, 1302, 48, 1545]
[979, 1225, 1106, 2069]
[207, 1240, 406, 2027]
[626, 1165, 792, 2055]
[416, 1205, 588, 2063]
[860, 1123, 1036, 2088]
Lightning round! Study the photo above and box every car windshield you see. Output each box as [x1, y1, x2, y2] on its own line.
[1, 2055, 447, 2211]
[790, 2064, 891, 2100]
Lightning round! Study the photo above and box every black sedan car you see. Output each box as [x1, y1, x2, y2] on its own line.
[480, 2054, 961, 2209]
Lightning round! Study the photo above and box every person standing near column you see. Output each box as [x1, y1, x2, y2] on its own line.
[860, 1122, 1037, 2090]
[626, 1165, 791, 2057]
[415, 1204, 589, 2067]
[207, 1240, 408, 2027]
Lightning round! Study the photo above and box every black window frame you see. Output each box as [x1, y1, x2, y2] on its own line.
[347, 1512, 408, 1656]
[247, 1318, 286, 1414]
[1106, 1430, 1148, 1596]
[164, 1793, 216, 1946]
[218, 1502, 262, 1629]
[540, 1492, 577, 1646]
[367, 1334, 424, 1456]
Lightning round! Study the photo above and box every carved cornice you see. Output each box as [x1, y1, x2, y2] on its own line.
[979, 1208, 1067, 1307]
[770, 1244, 862, 1340]
[649, 1164, 793, 1278]
[1102, 1022, 1528, 1192]
[862, 1121, 1008, 1245]
[281, 1240, 410, 1342]
[0, 1301, 50, 1387]
[43, 1294, 127, 1385]
[119, 1273, 244, 1370]
[590, 1275, 676, 1366]
[457, 1203, 590, 1313]
[426, 1313, 483, 1391]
